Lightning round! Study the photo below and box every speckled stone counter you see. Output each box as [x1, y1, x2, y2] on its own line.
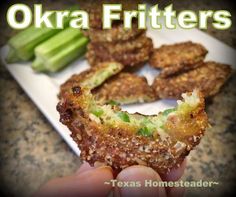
[0, 0, 235, 196]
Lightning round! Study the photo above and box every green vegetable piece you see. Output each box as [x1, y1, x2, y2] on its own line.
[108, 100, 119, 106]
[31, 58, 47, 72]
[91, 108, 104, 117]
[6, 6, 80, 63]
[32, 28, 89, 72]
[162, 108, 176, 116]
[6, 15, 66, 63]
[137, 127, 152, 137]
[117, 112, 130, 122]
[6, 47, 22, 63]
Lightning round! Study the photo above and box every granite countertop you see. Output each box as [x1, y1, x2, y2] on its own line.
[0, 0, 235, 196]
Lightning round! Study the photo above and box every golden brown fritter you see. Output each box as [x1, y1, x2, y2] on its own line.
[152, 61, 232, 99]
[149, 41, 208, 77]
[57, 79, 208, 174]
[60, 64, 155, 105]
[86, 52, 147, 69]
[93, 72, 156, 104]
[57, 63, 208, 174]
[86, 37, 153, 67]
[85, 20, 145, 43]
[90, 33, 151, 55]
[59, 62, 124, 99]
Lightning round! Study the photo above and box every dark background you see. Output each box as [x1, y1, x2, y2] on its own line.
[0, 1, 235, 196]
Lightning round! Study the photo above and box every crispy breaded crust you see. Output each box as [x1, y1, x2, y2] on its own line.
[57, 87, 208, 174]
[86, 38, 153, 67]
[93, 73, 156, 104]
[86, 20, 145, 43]
[59, 62, 124, 99]
[152, 61, 232, 99]
[86, 48, 147, 68]
[149, 41, 208, 77]
[90, 33, 151, 55]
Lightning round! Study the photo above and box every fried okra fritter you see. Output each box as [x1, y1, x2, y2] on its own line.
[83, 1, 152, 68]
[93, 72, 156, 104]
[149, 41, 208, 77]
[90, 33, 151, 55]
[59, 62, 124, 99]
[86, 43, 152, 67]
[152, 61, 232, 99]
[57, 62, 209, 174]
[86, 35, 153, 67]
[59, 62, 154, 105]
[85, 20, 144, 43]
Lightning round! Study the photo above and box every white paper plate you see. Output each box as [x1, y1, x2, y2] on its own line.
[1, 24, 235, 156]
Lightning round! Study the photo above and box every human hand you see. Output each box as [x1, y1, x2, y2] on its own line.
[35, 160, 186, 197]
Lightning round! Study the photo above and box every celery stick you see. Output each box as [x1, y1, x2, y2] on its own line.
[35, 28, 84, 58]
[6, 47, 22, 63]
[32, 27, 88, 72]
[6, 14, 60, 63]
[44, 36, 88, 72]
[6, 7, 79, 63]
[7, 28, 61, 63]
[31, 58, 47, 72]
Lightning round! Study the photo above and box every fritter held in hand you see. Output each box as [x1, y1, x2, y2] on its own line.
[152, 61, 232, 99]
[57, 62, 209, 174]
[149, 41, 208, 77]
[93, 72, 156, 104]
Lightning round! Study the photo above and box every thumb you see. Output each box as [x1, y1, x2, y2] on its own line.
[116, 165, 167, 197]
[34, 166, 113, 197]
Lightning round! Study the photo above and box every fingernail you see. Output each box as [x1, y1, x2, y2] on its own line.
[162, 159, 187, 181]
[76, 162, 95, 174]
[94, 161, 107, 167]
[97, 165, 113, 171]
[117, 165, 166, 197]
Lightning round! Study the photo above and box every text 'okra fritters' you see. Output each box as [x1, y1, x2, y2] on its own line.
[86, 36, 153, 67]
[149, 41, 208, 77]
[92, 72, 156, 104]
[57, 62, 208, 174]
[152, 61, 232, 99]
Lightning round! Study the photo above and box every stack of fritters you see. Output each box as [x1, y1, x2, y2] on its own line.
[81, 1, 153, 67]
[150, 41, 233, 99]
